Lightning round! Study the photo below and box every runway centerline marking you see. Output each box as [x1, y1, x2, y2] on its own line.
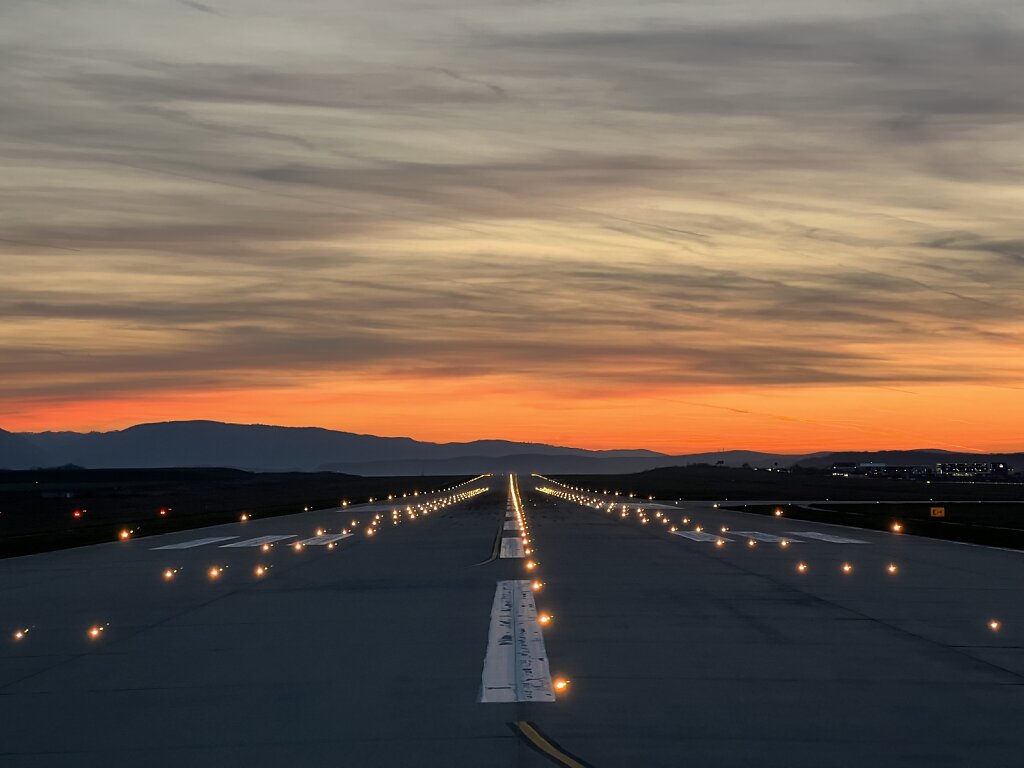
[479, 580, 555, 703]
[152, 536, 238, 550]
[500, 538, 525, 558]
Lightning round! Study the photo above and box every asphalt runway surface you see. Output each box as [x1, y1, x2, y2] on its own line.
[3, 474, 1024, 767]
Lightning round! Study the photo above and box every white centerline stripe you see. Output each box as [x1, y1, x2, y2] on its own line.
[503, 520, 519, 530]
[152, 536, 238, 550]
[220, 535, 296, 548]
[500, 538, 525, 558]
[479, 580, 555, 703]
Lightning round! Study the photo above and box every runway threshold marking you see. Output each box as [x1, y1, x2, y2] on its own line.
[672, 530, 870, 545]
[786, 531, 869, 544]
[672, 531, 732, 542]
[221, 535, 296, 548]
[731, 531, 800, 543]
[479, 580, 555, 703]
[510, 721, 593, 768]
[152, 536, 239, 550]
[297, 533, 353, 545]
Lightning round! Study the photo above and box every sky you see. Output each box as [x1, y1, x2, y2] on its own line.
[2, 0, 1023, 453]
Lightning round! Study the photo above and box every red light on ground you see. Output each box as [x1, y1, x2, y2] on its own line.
[72, 510, 82, 519]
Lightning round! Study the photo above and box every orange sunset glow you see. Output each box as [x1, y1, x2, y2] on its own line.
[3, 1, 1023, 455]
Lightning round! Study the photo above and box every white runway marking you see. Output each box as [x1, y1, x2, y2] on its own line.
[479, 580, 555, 703]
[297, 533, 353, 545]
[220, 535, 296, 548]
[672, 531, 732, 542]
[500, 538, 525, 558]
[152, 536, 238, 550]
[786, 531, 869, 544]
[503, 520, 519, 530]
[732, 531, 800, 543]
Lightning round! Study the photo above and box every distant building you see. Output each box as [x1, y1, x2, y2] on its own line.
[831, 462, 858, 476]
[831, 462, 931, 478]
[936, 462, 1011, 478]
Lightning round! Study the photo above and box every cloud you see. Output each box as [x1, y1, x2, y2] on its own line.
[1, 0, 1022, 414]
[176, 0, 221, 16]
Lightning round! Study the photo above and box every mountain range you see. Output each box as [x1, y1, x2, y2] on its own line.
[1, 421, 1020, 475]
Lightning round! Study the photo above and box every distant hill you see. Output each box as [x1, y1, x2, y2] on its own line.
[4, 420, 1020, 475]
[0, 428, 56, 469]
[14, 420, 663, 473]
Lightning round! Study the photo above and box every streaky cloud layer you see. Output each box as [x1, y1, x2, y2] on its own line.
[1, 0, 1022, 450]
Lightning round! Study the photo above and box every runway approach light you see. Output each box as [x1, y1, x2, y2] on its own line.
[780, 539, 790, 548]
[531, 581, 543, 592]
[240, 513, 249, 522]
[891, 521, 903, 533]
[13, 628, 29, 641]
[88, 625, 104, 640]
[989, 619, 1001, 632]
[715, 538, 725, 548]
[747, 539, 757, 548]
[118, 529, 131, 540]
[526, 560, 538, 570]
[797, 562, 808, 573]
[842, 563, 853, 574]
[887, 563, 898, 574]
[255, 565, 267, 577]
[553, 678, 570, 693]
[163, 568, 176, 581]
[538, 613, 553, 625]
[209, 566, 223, 579]
[774, 508, 784, 517]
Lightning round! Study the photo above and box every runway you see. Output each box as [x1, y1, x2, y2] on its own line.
[3, 474, 1024, 766]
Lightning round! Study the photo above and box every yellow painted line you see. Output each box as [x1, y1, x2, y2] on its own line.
[474, 475, 515, 566]
[473, 512, 506, 566]
[511, 721, 592, 768]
